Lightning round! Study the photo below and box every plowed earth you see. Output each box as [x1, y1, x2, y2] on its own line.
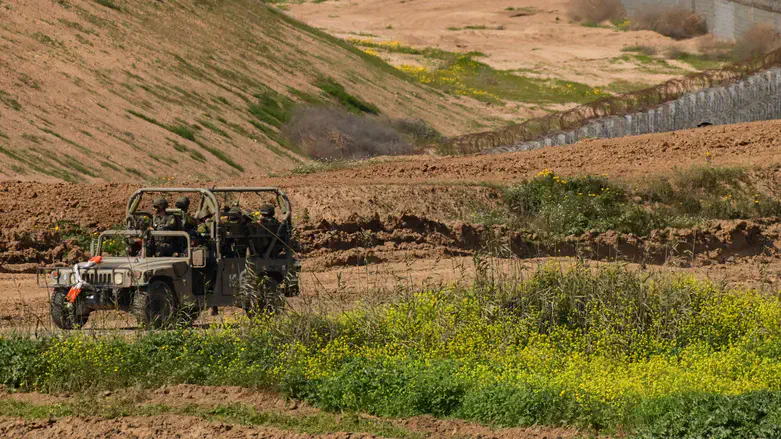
[0, 385, 579, 439]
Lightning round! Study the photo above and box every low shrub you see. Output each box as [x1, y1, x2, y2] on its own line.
[567, 0, 625, 24]
[283, 106, 413, 160]
[502, 166, 781, 237]
[732, 23, 781, 60]
[503, 169, 663, 236]
[630, 7, 707, 40]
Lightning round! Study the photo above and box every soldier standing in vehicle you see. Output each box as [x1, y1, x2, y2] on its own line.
[259, 204, 283, 255]
[151, 198, 181, 256]
[176, 196, 197, 233]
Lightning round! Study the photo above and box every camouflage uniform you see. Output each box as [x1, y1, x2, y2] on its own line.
[175, 196, 197, 233]
[259, 204, 282, 255]
[151, 198, 181, 256]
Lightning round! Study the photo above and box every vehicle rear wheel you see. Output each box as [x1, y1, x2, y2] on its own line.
[241, 274, 284, 317]
[51, 288, 90, 330]
[132, 280, 177, 329]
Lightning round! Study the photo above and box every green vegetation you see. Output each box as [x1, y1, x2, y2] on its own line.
[32, 32, 62, 47]
[464, 25, 488, 30]
[125, 167, 145, 178]
[397, 56, 599, 105]
[621, 45, 656, 56]
[167, 125, 196, 142]
[94, 0, 121, 11]
[127, 110, 241, 171]
[605, 79, 651, 94]
[21, 134, 43, 144]
[315, 77, 380, 115]
[669, 50, 729, 70]
[3, 264, 781, 437]
[18, 73, 40, 89]
[500, 167, 781, 236]
[0, 90, 22, 111]
[40, 128, 89, 154]
[197, 118, 232, 140]
[247, 92, 294, 129]
[194, 141, 244, 171]
[53, 220, 93, 249]
[100, 160, 120, 171]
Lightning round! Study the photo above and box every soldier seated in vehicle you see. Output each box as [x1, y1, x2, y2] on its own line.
[151, 198, 182, 257]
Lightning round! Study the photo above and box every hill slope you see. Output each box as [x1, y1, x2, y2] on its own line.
[0, 0, 488, 182]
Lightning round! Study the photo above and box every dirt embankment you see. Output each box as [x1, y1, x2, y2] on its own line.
[260, 120, 781, 185]
[301, 214, 779, 270]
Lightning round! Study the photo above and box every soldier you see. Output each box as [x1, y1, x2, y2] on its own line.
[175, 196, 197, 233]
[258, 204, 283, 255]
[151, 198, 181, 256]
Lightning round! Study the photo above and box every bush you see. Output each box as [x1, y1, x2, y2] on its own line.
[503, 169, 662, 236]
[567, 0, 625, 24]
[630, 7, 707, 40]
[502, 166, 781, 237]
[732, 23, 781, 60]
[283, 106, 414, 160]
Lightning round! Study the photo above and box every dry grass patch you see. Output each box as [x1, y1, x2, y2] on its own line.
[630, 7, 707, 40]
[732, 23, 781, 60]
[567, 0, 625, 24]
[283, 106, 413, 160]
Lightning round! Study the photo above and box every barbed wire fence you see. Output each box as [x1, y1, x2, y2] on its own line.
[443, 47, 781, 155]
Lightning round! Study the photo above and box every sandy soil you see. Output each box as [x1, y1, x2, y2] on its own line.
[287, 0, 706, 88]
[0, 0, 492, 183]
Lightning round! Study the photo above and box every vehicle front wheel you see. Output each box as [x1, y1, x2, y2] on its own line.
[132, 280, 178, 329]
[51, 288, 89, 330]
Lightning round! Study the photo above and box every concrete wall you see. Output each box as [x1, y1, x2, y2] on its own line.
[621, 0, 781, 40]
[489, 68, 781, 154]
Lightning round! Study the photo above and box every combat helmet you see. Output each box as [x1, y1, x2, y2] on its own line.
[175, 196, 190, 210]
[259, 204, 275, 217]
[152, 198, 169, 210]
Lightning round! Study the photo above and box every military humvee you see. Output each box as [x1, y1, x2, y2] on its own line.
[39, 187, 300, 329]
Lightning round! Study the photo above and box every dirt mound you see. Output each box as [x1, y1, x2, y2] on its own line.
[300, 214, 779, 269]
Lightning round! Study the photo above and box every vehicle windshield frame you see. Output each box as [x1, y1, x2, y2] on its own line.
[97, 230, 192, 260]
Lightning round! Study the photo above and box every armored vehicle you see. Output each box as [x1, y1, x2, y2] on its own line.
[39, 187, 300, 329]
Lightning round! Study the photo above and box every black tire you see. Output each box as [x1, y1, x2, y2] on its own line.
[51, 289, 89, 330]
[132, 279, 178, 329]
[241, 274, 284, 317]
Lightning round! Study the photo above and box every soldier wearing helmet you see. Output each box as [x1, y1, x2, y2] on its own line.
[175, 196, 197, 233]
[151, 198, 181, 256]
[258, 203, 282, 255]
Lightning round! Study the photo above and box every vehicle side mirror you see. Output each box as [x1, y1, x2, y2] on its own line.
[191, 247, 206, 268]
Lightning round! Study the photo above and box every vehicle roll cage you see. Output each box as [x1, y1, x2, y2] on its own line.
[126, 187, 292, 260]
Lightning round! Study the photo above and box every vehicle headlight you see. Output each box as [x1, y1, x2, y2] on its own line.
[114, 272, 124, 285]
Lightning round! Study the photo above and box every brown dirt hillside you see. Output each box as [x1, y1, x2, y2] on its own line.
[0, 0, 491, 183]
